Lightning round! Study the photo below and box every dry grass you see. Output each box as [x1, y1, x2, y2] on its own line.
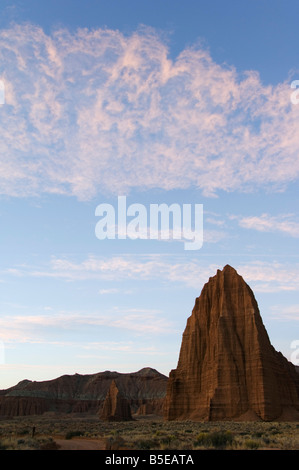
[0, 414, 298, 450]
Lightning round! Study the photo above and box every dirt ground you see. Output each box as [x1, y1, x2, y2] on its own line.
[53, 437, 106, 450]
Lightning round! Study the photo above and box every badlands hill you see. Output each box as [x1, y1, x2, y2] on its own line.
[0, 367, 167, 418]
[164, 265, 299, 421]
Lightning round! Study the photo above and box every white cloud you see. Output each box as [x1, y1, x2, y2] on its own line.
[270, 304, 299, 321]
[99, 287, 134, 295]
[0, 24, 299, 199]
[203, 229, 228, 243]
[237, 261, 299, 293]
[4, 254, 218, 289]
[0, 307, 175, 344]
[237, 213, 299, 238]
[6, 254, 299, 293]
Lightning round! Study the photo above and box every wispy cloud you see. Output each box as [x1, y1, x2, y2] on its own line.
[0, 24, 299, 199]
[99, 288, 133, 295]
[0, 307, 175, 344]
[5, 254, 299, 293]
[237, 261, 299, 293]
[4, 254, 218, 289]
[270, 304, 299, 321]
[237, 213, 299, 238]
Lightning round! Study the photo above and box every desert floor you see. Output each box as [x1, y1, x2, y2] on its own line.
[0, 414, 298, 450]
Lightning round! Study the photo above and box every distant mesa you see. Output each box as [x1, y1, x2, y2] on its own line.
[0, 368, 167, 418]
[164, 265, 299, 421]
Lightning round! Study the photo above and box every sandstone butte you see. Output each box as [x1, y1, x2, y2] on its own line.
[164, 265, 299, 421]
[100, 379, 133, 421]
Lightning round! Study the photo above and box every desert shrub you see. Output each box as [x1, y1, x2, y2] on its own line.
[262, 437, 270, 445]
[135, 438, 159, 450]
[194, 431, 234, 449]
[18, 428, 30, 436]
[0, 440, 7, 450]
[245, 439, 260, 450]
[105, 436, 126, 450]
[269, 427, 281, 435]
[39, 440, 60, 450]
[210, 430, 234, 448]
[194, 432, 210, 447]
[65, 430, 84, 440]
[16, 438, 41, 450]
[159, 434, 177, 447]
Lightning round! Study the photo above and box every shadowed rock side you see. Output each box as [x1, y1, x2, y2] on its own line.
[164, 265, 299, 421]
[0, 368, 167, 417]
[100, 380, 132, 421]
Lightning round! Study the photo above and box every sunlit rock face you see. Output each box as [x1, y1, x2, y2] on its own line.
[164, 265, 299, 421]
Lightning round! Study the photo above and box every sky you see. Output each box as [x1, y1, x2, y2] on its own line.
[0, 0, 299, 389]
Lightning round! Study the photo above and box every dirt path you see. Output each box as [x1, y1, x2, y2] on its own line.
[54, 437, 106, 450]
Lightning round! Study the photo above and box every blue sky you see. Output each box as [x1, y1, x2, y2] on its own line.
[0, 0, 299, 388]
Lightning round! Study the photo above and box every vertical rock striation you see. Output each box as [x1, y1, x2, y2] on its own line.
[100, 380, 133, 421]
[164, 265, 299, 421]
[0, 368, 167, 417]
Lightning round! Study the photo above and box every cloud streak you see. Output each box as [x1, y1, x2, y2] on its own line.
[237, 261, 299, 293]
[0, 307, 175, 344]
[5, 254, 299, 293]
[270, 304, 299, 321]
[237, 213, 299, 238]
[0, 24, 299, 199]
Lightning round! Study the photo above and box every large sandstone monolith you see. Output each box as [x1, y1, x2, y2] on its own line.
[164, 265, 299, 421]
[100, 380, 132, 421]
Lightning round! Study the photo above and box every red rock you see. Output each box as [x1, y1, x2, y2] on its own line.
[100, 380, 132, 421]
[136, 400, 164, 415]
[164, 265, 299, 421]
[0, 368, 167, 418]
[0, 396, 48, 417]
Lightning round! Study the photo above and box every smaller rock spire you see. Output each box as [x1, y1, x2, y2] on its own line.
[100, 380, 133, 421]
